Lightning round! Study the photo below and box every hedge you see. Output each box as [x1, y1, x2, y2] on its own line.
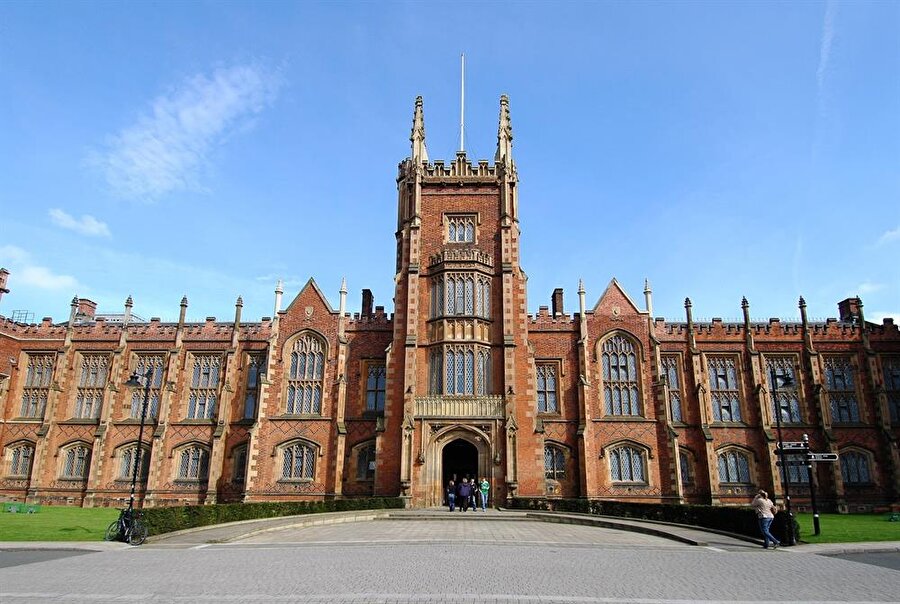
[139, 497, 405, 536]
[508, 497, 796, 541]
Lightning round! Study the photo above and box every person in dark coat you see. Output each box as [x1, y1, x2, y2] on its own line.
[446, 480, 456, 512]
[457, 478, 472, 512]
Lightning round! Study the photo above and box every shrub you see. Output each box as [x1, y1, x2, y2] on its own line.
[141, 497, 405, 536]
[509, 497, 760, 538]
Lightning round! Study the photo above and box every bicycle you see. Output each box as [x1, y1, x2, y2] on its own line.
[104, 507, 148, 546]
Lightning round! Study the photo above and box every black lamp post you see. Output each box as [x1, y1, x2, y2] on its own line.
[770, 368, 796, 546]
[124, 368, 152, 512]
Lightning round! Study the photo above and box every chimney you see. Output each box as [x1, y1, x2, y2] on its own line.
[77, 298, 97, 320]
[838, 297, 861, 323]
[362, 289, 374, 317]
[551, 288, 564, 317]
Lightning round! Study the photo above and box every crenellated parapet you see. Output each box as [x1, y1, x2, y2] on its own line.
[528, 306, 576, 330]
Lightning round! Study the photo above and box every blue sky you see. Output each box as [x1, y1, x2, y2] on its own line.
[1, 1, 897, 325]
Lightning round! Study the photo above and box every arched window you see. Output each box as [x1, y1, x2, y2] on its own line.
[544, 445, 566, 479]
[281, 441, 316, 480]
[176, 445, 209, 481]
[883, 356, 900, 423]
[601, 335, 640, 416]
[765, 357, 802, 423]
[825, 357, 860, 423]
[131, 355, 164, 419]
[7, 443, 34, 477]
[61, 443, 91, 480]
[75, 354, 108, 419]
[609, 446, 646, 483]
[188, 355, 220, 419]
[21, 353, 53, 418]
[840, 450, 871, 485]
[679, 449, 693, 486]
[232, 444, 248, 483]
[118, 444, 151, 482]
[661, 356, 682, 422]
[708, 356, 742, 422]
[356, 442, 376, 481]
[287, 334, 324, 414]
[436, 345, 491, 396]
[365, 363, 386, 413]
[717, 450, 751, 484]
[536, 363, 558, 413]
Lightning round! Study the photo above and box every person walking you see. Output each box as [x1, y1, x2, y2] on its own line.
[479, 476, 489, 511]
[751, 489, 780, 549]
[458, 478, 472, 512]
[468, 475, 477, 510]
[446, 480, 456, 512]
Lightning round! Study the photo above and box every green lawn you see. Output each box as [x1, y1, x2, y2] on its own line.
[795, 512, 900, 544]
[0, 505, 119, 541]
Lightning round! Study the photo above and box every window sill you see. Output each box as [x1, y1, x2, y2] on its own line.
[830, 422, 868, 428]
[115, 418, 160, 425]
[172, 419, 216, 425]
[58, 477, 88, 482]
[274, 414, 325, 420]
[10, 418, 43, 423]
[596, 416, 652, 423]
[174, 478, 207, 484]
[610, 482, 649, 488]
[59, 418, 100, 425]
[708, 421, 750, 428]
[278, 478, 314, 483]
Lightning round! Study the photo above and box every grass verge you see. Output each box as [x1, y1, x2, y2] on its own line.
[795, 512, 900, 544]
[0, 506, 118, 541]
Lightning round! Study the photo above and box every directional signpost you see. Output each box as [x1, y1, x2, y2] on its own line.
[808, 453, 839, 462]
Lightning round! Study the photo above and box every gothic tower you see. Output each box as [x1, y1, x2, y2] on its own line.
[376, 96, 529, 504]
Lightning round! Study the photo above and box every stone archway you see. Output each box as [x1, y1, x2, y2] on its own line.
[423, 426, 492, 507]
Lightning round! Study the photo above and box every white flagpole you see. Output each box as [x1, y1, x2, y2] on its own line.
[460, 53, 465, 153]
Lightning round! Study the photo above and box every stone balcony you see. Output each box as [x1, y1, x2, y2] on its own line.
[414, 395, 505, 419]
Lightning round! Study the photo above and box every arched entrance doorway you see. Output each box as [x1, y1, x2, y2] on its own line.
[442, 439, 478, 490]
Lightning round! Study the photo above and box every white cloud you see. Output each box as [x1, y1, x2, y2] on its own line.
[48, 208, 111, 237]
[0, 245, 80, 291]
[91, 63, 282, 201]
[816, 1, 838, 91]
[877, 226, 900, 246]
[855, 281, 884, 296]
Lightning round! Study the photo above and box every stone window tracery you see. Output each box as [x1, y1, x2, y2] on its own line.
[708, 356, 742, 422]
[536, 363, 559, 414]
[825, 356, 860, 423]
[61, 443, 91, 480]
[840, 450, 871, 485]
[661, 355, 682, 422]
[20, 353, 53, 419]
[281, 440, 316, 480]
[243, 354, 264, 420]
[75, 354, 108, 419]
[765, 356, 802, 423]
[431, 273, 490, 319]
[131, 355, 164, 419]
[609, 445, 646, 483]
[118, 444, 150, 482]
[177, 445, 209, 481]
[430, 345, 491, 396]
[188, 355, 220, 419]
[7, 443, 34, 478]
[717, 449, 751, 484]
[287, 334, 324, 414]
[447, 215, 475, 243]
[882, 357, 900, 424]
[366, 363, 386, 413]
[544, 444, 566, 479]
[601, 335, 641, 416]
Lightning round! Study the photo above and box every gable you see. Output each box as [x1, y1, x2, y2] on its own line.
[283, 278, 336, 316]
[591, 278, 646, 316]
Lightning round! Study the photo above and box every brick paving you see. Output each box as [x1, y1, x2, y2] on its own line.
[1, 512, 898, 603]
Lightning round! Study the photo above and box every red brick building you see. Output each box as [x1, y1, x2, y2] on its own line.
[1, 96, 898, 511]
